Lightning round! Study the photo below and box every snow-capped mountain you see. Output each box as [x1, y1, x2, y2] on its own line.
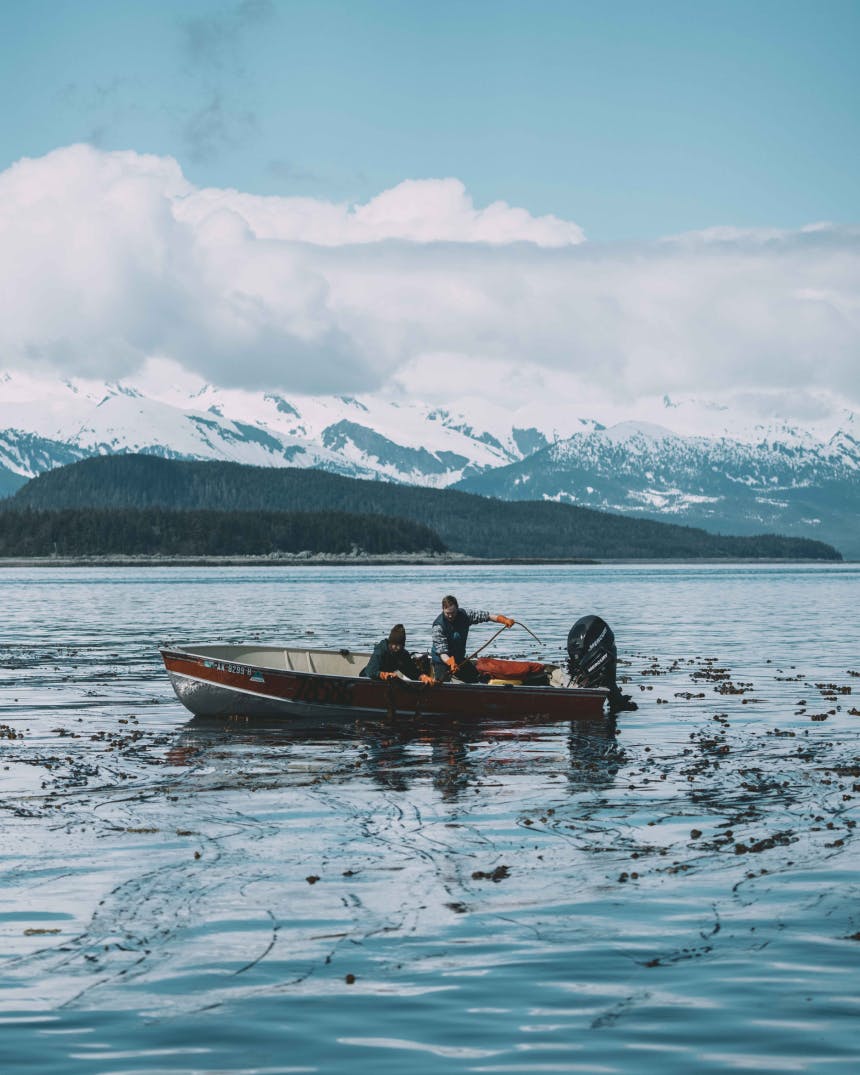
[0, 368, 857, 557]
[456, 419, 860, 558]
[0, 367, 557, 491]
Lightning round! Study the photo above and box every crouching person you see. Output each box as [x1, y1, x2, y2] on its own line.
[360, 624, 434, 683]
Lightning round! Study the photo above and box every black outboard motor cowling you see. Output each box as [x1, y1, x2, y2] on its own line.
[567, 615, 637, 712]
[566, 615, 617, 688]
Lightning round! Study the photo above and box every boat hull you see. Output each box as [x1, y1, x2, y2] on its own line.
[160, 645, 609, 723]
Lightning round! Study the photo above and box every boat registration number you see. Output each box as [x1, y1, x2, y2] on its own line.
[204, 660, 257, 676]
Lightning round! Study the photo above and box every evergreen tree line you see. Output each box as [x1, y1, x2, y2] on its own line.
[2, 455, 842, 560]
[0, 507, 446, 557]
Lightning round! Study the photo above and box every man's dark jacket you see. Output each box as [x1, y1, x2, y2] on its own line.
[360, 639, 421, 680]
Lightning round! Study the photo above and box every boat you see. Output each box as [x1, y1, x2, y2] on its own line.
[159, 643, 610, 723]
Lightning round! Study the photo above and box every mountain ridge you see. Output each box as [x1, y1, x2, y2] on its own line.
[0, 368, 856, 556]
[3, 454, 842, 561]
[454, 423, 859, 558]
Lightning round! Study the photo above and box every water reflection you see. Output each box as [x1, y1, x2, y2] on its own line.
[167, 711, 622, 802]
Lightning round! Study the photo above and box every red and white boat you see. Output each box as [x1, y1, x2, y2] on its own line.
[160, 643, 609, 723]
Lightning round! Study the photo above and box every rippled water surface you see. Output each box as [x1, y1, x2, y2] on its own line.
[1, 563, 858, 1074]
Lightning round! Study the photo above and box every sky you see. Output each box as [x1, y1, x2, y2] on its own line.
[0, 0, 858, 431]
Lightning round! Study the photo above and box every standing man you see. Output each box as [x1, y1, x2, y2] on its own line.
[431, 595, 515, 682]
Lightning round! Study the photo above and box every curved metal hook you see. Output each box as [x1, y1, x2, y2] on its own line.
[514, 620, 543, 645]
[441, 619, 543, 682]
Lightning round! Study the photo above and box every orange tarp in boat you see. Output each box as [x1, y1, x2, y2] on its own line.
[475, 658, 547, 679]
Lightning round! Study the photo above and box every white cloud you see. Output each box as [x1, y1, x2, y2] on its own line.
[0, 145, 857, 425]
[175, 175, 586, 246]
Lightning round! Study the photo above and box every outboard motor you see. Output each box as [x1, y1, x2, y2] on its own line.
[566, 615, 637, 712]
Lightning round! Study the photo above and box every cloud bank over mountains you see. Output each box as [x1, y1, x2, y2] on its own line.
[1, 144, 857, 427]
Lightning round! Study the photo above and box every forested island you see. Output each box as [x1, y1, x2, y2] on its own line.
[0, 507, 445, 558]
[0, 455, 842, 561]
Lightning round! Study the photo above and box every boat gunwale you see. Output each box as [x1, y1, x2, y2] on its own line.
[159, 644, 609, 700]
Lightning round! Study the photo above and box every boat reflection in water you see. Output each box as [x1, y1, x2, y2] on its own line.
[164, 708, 622, 803]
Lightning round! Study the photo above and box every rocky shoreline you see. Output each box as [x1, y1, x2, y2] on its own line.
[1, 554, 846, 567]
[0, 553, 601, 568]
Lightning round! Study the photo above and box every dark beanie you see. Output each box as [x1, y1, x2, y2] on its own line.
[388, 624, 406, 646]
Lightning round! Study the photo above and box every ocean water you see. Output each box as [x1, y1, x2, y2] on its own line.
[0, 562, 858, 1075]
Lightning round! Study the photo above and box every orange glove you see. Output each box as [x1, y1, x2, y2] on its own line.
[444, 655, 459, 674]
[419, 674, 435, 685]
[494, 615, 515, 628]
[379, 671, 398, 681]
